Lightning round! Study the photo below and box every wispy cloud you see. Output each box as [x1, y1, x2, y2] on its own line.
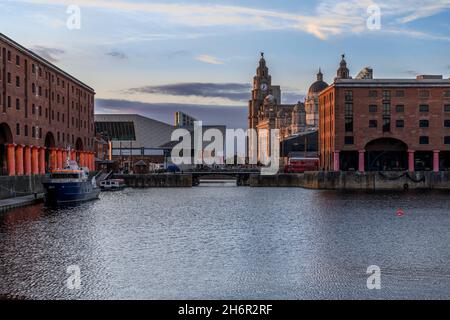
[106, 51, 127, 59]
[124, 83, 251, 102]
[31, 46, 65, 62]
[195, 55, 224, 65]
[14, 0, 450, 41]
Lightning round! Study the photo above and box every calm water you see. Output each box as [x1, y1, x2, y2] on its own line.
[0, 184, 449, 299]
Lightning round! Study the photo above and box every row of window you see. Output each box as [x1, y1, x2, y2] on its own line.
[345, 103, 450, 115]
[344, 136, 450, 145]
[367, 119, 450, 128]
[2, 48, 94, 103]
[14, 123, 93, 147]
[345, 90, 450, 101]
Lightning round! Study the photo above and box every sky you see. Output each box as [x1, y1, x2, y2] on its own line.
[1, 0, 450, 128]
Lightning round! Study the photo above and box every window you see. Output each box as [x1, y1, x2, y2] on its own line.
[39, 106, 42, 116]
[396, 105, 405, 113]
[32, 126, 35, 138]
[419, 104, 429, 112]
[16, 98, 20, 110]
[445, 105, 450, 112]
[445, 137, 450, 145]
[16, 76, 20, 87]
[369, 105, 377, 113]
[419, 136, 429, 144]
[344, 136, 354, 145]
[95, 121, 137, 141]
[7, 72, 11, 84]
[345, 103, 353, 116]
[345, 91, 353, 101]
[396, 120, 405, 128]
[396, 90, 405, 97]
[345, 118, 353, 132]
[16, 123, 20, 135]
[419, 120, 429, 128]
[369, 90, 377, 98]
[32, 83, 36, 94]
[7, 96, 11, 108]
[382, 90, 391, 100]
[369, 120, 378, 128]
[445, 120, 450, 128]
[7, 50, 11, 61]
[39, 128, 42, 139]
[444, 91, 450, 98]
[382, 103, 391, 116]
[24, 125, 28, 137]
[32, 104, 35, 114]
[383, 118, 391, 132]
[32, 64, 35, 73]
[16, 55, 20, 66]
[419, 90, 430, 98]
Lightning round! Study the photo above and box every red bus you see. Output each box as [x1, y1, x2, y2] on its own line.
[284, 157, 319, 173]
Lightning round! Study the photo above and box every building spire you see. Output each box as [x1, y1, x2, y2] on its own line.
[317, 68, 323, 81]
[336, 54, 350, 79]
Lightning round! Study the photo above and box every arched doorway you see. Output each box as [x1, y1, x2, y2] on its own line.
[365, 138, 408, 171]
[45, 132, 56, 172]
[0, 123, 13, 175]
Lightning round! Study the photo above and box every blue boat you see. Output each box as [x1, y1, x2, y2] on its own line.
[43, 159, 100, 207]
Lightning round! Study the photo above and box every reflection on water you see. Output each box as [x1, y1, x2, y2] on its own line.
[0, 186, 449, 299]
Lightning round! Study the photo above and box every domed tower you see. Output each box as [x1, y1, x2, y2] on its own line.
[305, 68, 328, 127]
[336, 54, 350, 80]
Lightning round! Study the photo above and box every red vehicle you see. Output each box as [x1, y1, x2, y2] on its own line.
[284, 157, 319, 173]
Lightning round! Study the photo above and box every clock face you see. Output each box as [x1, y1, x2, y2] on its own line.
[260, 83, 268, 91]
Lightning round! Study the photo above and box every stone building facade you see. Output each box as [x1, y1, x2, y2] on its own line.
[0, 33, 95, 176]
[248, 53, 322, 160]
[319, 55, 450, 172]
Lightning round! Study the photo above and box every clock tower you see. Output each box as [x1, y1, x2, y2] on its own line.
[248, 52, 272, 130]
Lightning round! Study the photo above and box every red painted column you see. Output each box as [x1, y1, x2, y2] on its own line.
[24, 146, 32, 176]
[333, 150, 340, 172]
[358, 150, 365, 172]
[31, 147, 39, 175]
[57, 149, 63, 169]
[433, 150, 440, 172]
[39, 147, 46, 174]
[15, 145, 24, 176]
[62, 150, 68, 168]
[50, 148, 57, 171]
[408, 150, 415, 172]
[7, 144, 16, 176]
[70, 150, 76, 161]
[80, 152, 85, 168]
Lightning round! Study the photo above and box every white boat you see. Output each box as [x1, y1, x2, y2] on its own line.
[100, 179, 126, 191]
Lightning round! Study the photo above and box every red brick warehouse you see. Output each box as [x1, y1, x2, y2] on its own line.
[0, 33, 95, 176]
[319, 55, 450, 172]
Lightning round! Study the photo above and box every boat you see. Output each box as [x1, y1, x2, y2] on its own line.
[100, 179, 126, 191]
[42, 156, 100, 206]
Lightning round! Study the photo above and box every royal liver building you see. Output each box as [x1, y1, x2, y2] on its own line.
[248, 53, 327, 159]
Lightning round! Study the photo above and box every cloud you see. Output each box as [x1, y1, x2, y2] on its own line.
[195, 55, 224, 65]
[95, 99, 248, 129]
[106, 51, 127, 59]
[124, 83, 252, 102]
[14, 0, 450, 41]
[31, 46, 65, 62]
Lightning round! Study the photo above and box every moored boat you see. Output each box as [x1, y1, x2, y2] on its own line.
[43, 158, 100, 207]
[100, 179, 126, 191]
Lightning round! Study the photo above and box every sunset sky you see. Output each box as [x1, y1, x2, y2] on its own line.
[1, 0, 449, 128]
